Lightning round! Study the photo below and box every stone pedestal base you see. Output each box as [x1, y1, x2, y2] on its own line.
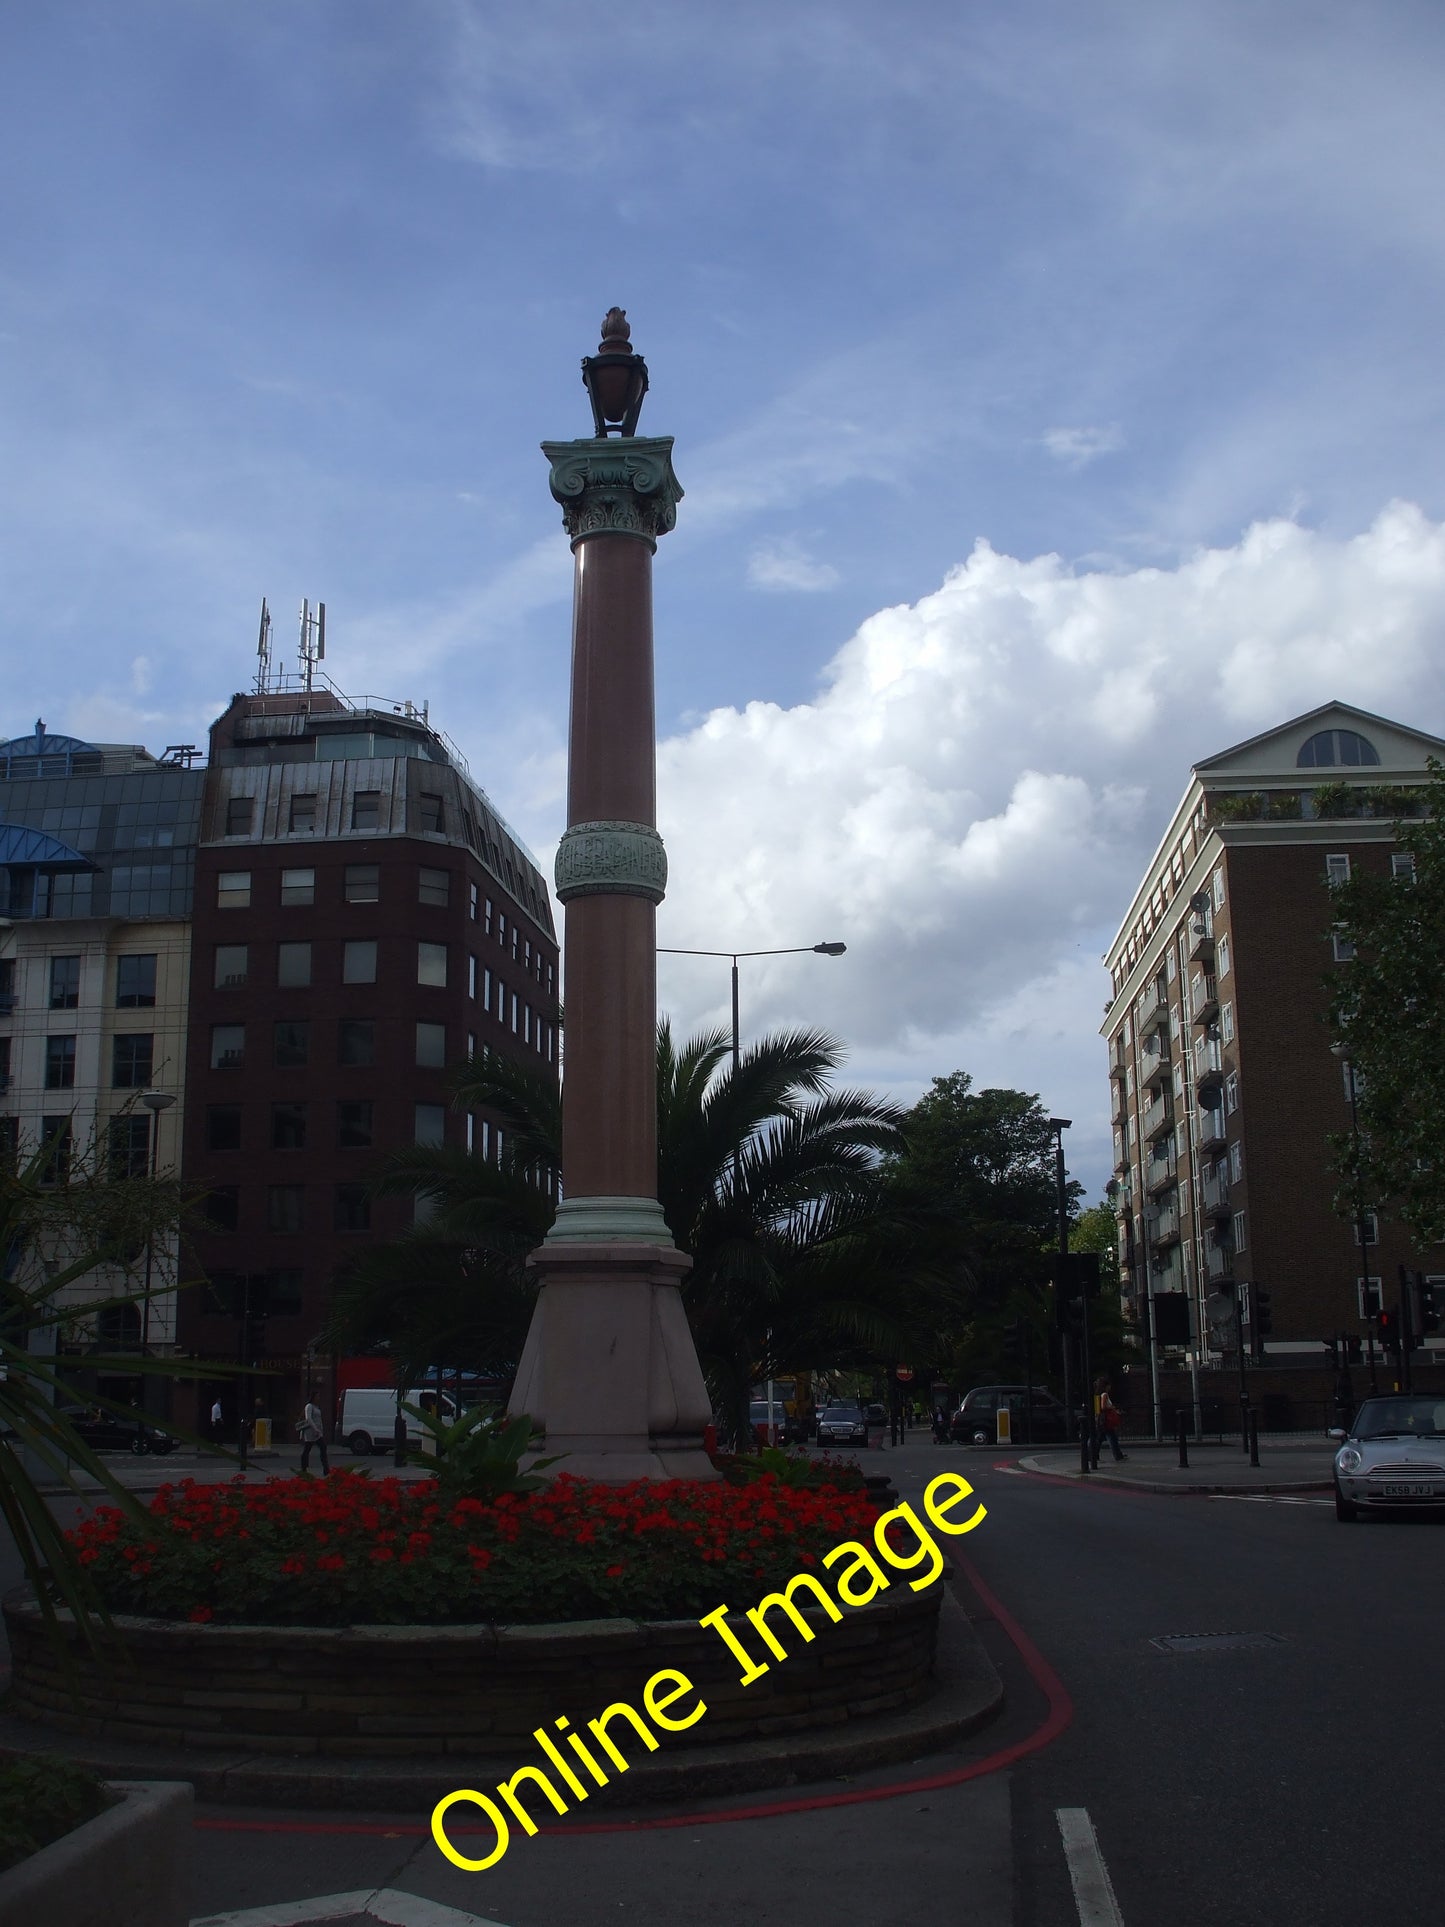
[511, 1237, 719, 1481]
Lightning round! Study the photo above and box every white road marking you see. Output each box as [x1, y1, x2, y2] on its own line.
[993, 1464, 1028, 1474]
[1207, 1494, 1331, 1506]
[1057, 1807, 1125, 1927]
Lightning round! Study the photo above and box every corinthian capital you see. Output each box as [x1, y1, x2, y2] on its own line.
[541, 436, 684, 547]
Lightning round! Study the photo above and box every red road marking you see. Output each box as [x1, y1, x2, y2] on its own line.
[195, 1557, 1071, 1840]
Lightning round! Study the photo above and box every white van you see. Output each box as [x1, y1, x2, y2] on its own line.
[338, 1388, 459, 1455]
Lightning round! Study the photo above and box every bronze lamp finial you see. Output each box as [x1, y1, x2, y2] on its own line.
[581, 307, 649, 438]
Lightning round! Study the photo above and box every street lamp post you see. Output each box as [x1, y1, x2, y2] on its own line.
[1050, 1117, 1091, 1474]
[658, 943, 847, 1071]
[137, 1090, 175, 1360]
[1331, 1044, 1378, 1394]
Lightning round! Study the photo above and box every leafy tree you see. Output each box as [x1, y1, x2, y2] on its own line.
[1, 1121, 201, 1655]
[1328, 760, 1445, 1246]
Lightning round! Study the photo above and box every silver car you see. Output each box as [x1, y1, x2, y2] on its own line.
[1332, 1394, 1445, 1521]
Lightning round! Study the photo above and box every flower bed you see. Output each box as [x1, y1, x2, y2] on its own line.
[67, 1470, 880, 1626]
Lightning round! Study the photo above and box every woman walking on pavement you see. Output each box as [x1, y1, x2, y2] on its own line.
[1094, 1376, 1126, 1464]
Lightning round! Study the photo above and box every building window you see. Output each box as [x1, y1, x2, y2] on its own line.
[211, 1024, 245, 1070]
[116, 954, 157, 1008]
[417, 941, 447, 987]
[480, 1119, 492, 1161]
[415, 1102, 446, 1146]
[218, 870, 251, 909]
[1220, 1001, 1234, 1045]
[1326, 853, 1351, 888]
[510, 990, 519, 1033]
[546, 962, 555, 997]
[338, 1020, 375, 1067]
[1355, 1211, 1380, 1246]
[108, 1116, 151, 1180]
[467, 954, 478, 999]
[268, 1185, 304, 1235]
[1392, 852, 1416, 882]
[345, 863, 379, 903]
[351, 791, 381, 831]
[546, 1023, 554, 1063]
[483, 966, 493, 1012]
[416, 1021, 447, 1068]
[44, 1035, 76, 1089]
[207, 1105, 242, 1151]
[271, 1101, 308, 1150]
[467, 1030, 477, 1060]
[466, 1112, 475, 1152]
[49, 956, 81, 1010]
[1166, 948, 1176, 982]
[225, 796, 254, 837]
[523, 1004, 532, 1045]
[1297, 728, 1380, 768]
[1212, 868, 1225, 911]
[418, 792, 445, 834]
[338, 1100, 374, 1148]
[1224, 1071, 1239, 1115]
[511, 927, 520, 963]
[39, 1117, 72, 1184]
[1229, 1140, 1243, 1182]
[1214, 933, 1230, 978]
[343, 939, 377, 984]
[112, 1033, 154, 1089]
[497, 911, 507, 949]
[277, 941, 312, 988]
[214, 943, 248, 989]
[203, 1185, 239, 1234]
[280, 867, 315, 907]
[419, 867, 450, 908]
[484, 897, 494, 936]
[268, 1268, 303, 1314]
[469, 882, 479, 921]
[274, 1020, 310, 1068]
[334, 1184, 371, 1233]
[1332, 930, 1357, 963]
[1232, 1211, 1246, 1251]
[288, 794, 318, 834]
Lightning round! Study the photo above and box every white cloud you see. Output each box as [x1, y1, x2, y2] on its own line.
[1042, 424, 1123, 469]
[747, 539, 840, 593]
[655, 501, 1445, 1190]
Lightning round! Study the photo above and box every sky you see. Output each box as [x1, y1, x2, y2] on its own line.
[5, 0, 1445, 1199]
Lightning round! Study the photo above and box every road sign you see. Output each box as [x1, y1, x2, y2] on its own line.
[895, 1366, 914, 1382]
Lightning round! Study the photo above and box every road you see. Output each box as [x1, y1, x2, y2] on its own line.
[6, 1438, 1444, 1924]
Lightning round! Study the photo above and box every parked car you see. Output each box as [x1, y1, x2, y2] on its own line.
[339, 1388, 459, 1455]
[1332, 1394, 1445, 1521]
[55, 1406, 178, 1456]
[951, 1385, 1068, 1445]
[749, 1400, 791, 1445]
[816, 1403, 868, 1445]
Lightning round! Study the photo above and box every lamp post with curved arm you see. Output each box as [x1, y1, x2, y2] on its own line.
[657, 942, 847, 1071]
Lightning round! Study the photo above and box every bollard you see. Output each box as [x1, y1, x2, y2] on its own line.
[1177, 1414, 1189, 1469]
[1249, 1410, 1260, 1468]
[393, 1413, 407, 1469]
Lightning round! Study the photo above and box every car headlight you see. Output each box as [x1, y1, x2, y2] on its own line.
[1336, 1446, 1362, 1475]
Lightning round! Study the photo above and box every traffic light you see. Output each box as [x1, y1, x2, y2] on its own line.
[242, 1308, 267, 1363]
[1152, 1294, 1192, 1346]
[1377, 1306, 1399, 1350]
[1254, 1288, 1272, 1339]
[1405, 1270, 1440, 1336]
[1422, 1280, 1440, 1334]
[1002, 1318, 1026, 1366]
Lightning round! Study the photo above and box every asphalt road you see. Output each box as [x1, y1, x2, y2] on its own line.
[7, 1439, 1445, 1925]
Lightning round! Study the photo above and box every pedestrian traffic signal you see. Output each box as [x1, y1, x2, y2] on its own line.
[1405, 1270, 1440, 1335]
[1254, 1288, 1272, 1339]
[1422, 1280, 1441, 1334]
[1377, 1306, 1399, 1349]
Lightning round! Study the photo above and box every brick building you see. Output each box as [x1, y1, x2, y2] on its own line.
[178, 681, 558, 1429]
[1101, 702, 1445, 1430]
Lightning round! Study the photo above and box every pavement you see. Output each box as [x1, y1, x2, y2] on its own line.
[1016, 1436, 1336, 1494]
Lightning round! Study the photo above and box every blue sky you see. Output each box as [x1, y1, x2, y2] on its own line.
[6, 1, 1445, 1195]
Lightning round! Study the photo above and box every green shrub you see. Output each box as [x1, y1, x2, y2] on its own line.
[0, 1755, 109, 1874]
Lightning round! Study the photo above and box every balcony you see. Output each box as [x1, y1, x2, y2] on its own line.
[1194, 1034, 1225, 1095]
[1137, 981, 1168, 1037]
[1141, 1037, 1171, 1090]
[1189, 972, 1218, 1025]
[1149, 1198, 1181, 1247]
[1195, 1105, 1227, 1152]
[1147, 1145, 1177, 1194]
[1187, 920, 1214, 964]
[1201, 1163, 1230, 1215]
[1143, 1090, 1172, 1141]
[1205, 1240, 1234, 1282]
[1110, 1085, 1124, 1124]
[1110, 1035, 1128, 1075]
[0, 992, 14, 1016]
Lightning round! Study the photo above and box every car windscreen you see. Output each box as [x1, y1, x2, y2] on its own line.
[1353, 1397, 1445, 1439]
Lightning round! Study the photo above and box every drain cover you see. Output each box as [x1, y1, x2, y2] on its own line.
[1151, 1631, 1286, 1654]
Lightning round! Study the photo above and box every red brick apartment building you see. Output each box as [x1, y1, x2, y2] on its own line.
[1102, 702, 1445, 1430]
[178, 683, 558, 1430]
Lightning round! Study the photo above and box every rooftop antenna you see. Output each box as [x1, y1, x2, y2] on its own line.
[299, 598, 326, 694]
[255, 598, 272, 693]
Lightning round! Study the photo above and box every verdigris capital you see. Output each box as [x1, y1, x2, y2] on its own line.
[541, 436, 683, 546]
[555, 820, 668, 905]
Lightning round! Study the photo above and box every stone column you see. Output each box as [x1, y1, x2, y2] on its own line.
[508, 348, 716, 1482]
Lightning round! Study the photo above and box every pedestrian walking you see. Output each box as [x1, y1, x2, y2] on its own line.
[297, 1397, 329, 1475]
[1093, 1376, 1126, 1464]
[210, 1397, 224, 1440]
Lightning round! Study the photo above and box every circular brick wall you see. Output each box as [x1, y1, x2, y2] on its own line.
[3, 1585, 940, 1759]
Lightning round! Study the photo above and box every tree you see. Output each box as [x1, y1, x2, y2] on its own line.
[1, 1120, 200, 1655]
[1328, 759, 1445, 1246]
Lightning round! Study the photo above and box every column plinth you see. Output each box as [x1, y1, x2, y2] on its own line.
[510, 415, 715, 1481]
